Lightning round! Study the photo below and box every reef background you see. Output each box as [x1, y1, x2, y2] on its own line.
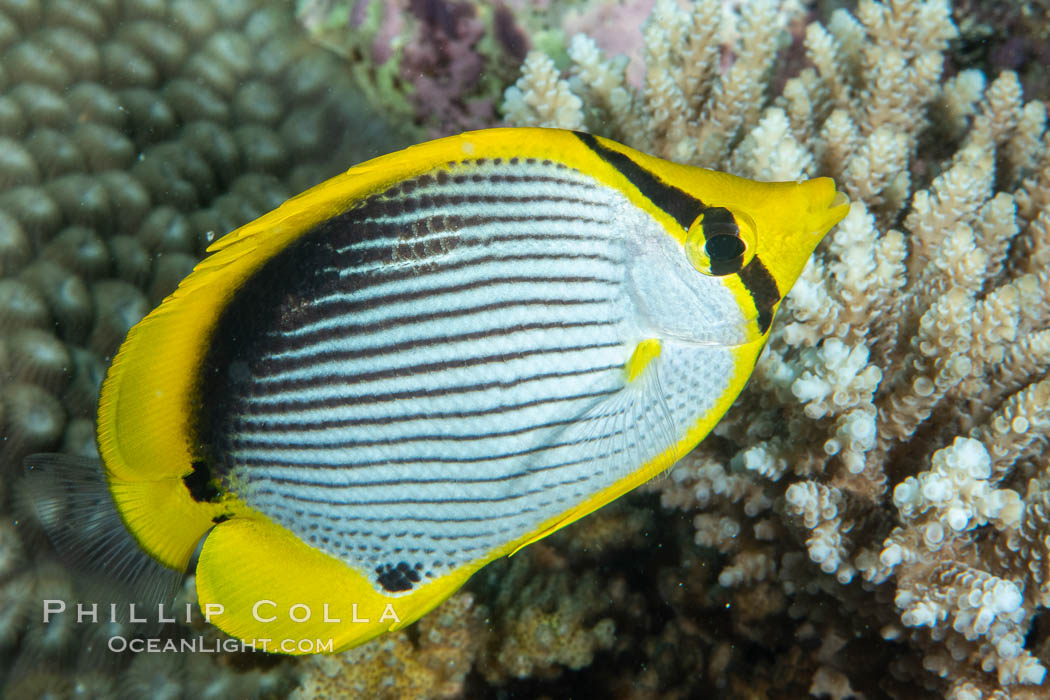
[1, 0, 1049, 698]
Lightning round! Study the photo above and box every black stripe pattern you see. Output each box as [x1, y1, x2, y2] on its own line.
[737, 257, 780, 334]
[573, 131, 706, 229]
[194, 156, 736, 593]
[574, 132, 780, 336]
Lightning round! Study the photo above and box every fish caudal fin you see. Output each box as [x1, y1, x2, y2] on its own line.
[22, 454, 185, 618]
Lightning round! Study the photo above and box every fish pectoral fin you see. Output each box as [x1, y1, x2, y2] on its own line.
[22, 453, 185, 620]
[195, 516, 475, 655]
[508, 354, 680, 557]
[558, 351, 678, 483]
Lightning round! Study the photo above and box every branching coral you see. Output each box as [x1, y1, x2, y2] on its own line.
[473, 551, 617, 682]
[505, 0, 1050, 696]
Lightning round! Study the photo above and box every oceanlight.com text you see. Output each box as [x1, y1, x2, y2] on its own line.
[106, 635, 336, 654]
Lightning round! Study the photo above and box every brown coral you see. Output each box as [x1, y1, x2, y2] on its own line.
[291, 592, 485, 700]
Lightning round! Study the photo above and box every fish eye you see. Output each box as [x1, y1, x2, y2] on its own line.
[684, 207, 757, 276]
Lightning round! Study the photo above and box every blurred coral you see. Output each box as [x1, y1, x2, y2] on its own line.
[473, 552, 617, 682]
[0, 0, 405, 695]
[298, 0, 528, 135]
[291, 592, 484, 700]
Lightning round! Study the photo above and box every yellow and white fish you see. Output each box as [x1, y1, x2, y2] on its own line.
[25, 128, 848, 654]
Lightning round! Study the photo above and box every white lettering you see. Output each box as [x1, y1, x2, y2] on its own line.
[42, 600, 65, 623]
[76, 603, 98, 623]
[252, 600, 276, 623]
[157, 604, 175, 623]
[323, 603, 341, 623]
[289, 603, 311, 623]
[203, 603, 224, 622]
[351, 603, 369, 623]
[128, 604, 146, 623]
[379, 604, 400, 623]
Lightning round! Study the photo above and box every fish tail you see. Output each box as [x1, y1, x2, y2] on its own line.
[21, 454, 185, 617]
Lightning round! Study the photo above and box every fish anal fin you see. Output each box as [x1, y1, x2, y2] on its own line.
[107, 475, 222, 572]
[195, 517, 476, 655]
[509, 513, 577, 557]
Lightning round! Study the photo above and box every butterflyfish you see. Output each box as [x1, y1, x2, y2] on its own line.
[24, 128, 849, 654]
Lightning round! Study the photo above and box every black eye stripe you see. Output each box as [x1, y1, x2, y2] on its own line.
[700, 207, 739, 238]
[700, 207, 745, 275]
[738, 256, 780, 334]
[573, 131, 707, 228]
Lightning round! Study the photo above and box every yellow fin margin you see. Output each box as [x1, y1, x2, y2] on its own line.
[93, 128, 849, 642]
[196, 517, 478, 655]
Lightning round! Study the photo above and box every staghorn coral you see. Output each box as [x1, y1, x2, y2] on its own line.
[505, 0, 1050, 697]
